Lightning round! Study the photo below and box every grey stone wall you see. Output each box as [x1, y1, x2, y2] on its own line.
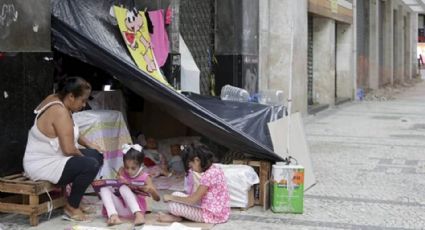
[0, 53, 53, 176]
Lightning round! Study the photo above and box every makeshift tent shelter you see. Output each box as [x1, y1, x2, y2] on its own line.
[51, 0, 282, 161]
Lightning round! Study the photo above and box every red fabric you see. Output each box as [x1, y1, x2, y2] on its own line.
[165, 6, 172, 25]
[143, 157, 157, 167]
[124, 32, 136, 45]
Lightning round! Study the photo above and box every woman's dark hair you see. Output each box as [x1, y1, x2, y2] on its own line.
[57, 77, 91, 100]
[181, 144, 214, 173]
[123, 148, 145, 166]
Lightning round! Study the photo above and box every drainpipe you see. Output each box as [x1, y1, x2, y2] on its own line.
[352, 0, 358, 99]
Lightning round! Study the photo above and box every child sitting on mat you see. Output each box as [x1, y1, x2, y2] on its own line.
[143, 137, 170, 177]
[160, 144, 230, 224]
[99, 144, 160, 226]
[168, 144, 185, 174]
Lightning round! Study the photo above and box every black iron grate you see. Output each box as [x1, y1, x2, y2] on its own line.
[307, 15, 314, 105]
[180, 0, 214, 95]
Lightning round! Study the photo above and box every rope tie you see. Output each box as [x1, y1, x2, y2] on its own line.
[284, 156, 298, 165]
[44, 187, 53, 220]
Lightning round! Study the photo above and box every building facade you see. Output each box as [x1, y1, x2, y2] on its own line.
[256, 0, 419, 115]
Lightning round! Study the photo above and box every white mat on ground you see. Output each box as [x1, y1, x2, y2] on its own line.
[142, 222, 201, 230]
[66, 226, 110, 230]
[144, 213, 214, 230]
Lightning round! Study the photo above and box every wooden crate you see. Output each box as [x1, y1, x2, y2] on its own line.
[0, 173, 66, 226]
[232, 160, 271, 206]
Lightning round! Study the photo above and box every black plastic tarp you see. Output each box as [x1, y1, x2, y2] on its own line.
[184, 93, 284, 150]
[51, 0, 282, 161]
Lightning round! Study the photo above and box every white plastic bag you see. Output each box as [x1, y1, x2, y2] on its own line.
[215, 163, 259, 208]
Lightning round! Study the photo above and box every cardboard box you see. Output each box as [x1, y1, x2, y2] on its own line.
[263, 180, 270, 211]
[233, 160, 271, 206]
[239, 186, 255, 211]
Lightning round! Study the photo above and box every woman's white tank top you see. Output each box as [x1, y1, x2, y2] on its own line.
[23, 101, 79, 183]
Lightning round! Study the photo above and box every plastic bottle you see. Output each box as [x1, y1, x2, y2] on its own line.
[257, 89, 285, 105]
[220, 85, 250, 102]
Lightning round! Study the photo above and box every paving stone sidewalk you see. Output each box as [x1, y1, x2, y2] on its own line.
[1, 81, 425, 230]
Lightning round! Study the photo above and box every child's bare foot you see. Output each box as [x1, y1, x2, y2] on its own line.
[157, 211, 182, 222]
[134, 211, 145, 226]
[107, 214, 122, 226]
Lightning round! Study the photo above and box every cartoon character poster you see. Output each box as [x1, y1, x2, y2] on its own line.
[114, 6, 172, 88]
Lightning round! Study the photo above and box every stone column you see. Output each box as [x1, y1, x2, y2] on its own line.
[336, 22, 354, 99]
[353, 0, 358, 95]
[398, 5, 405, 84]
[411, 12, 418, 78]
[355, 0, 369, 90]
[258, 0, 308, 114]
[382, 0, 393, 85]
[404, 12, 412, 81]
[392, 5, 404, 84]
[258, 1, 270, 91]
[169, 0, 180, 53]
[312, 17, 335, 105]
[368, 0, 379, 89]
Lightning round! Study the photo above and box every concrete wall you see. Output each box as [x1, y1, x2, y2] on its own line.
[312, 17, 336, 105]
[411, 13, 418, 78]
[257, 0, 417, 115]
[356, 0, 369, 89]
[258, 2, 270, 92]
[359, 0, 418, 88]
[337, 22, 354, 99]
[404, 13, 412, 81]
[259, 0, 308, 114]
[381, 0, 394, 86]
[393, 6, 404, 84]
[368, 0, 379, 90]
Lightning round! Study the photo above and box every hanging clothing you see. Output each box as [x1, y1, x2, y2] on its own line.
[148, 10, 169, 67]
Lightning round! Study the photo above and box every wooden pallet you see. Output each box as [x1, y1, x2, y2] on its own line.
[0, 173, 66, 226]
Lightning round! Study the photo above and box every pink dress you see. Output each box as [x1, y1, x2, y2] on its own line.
[101, 171, 149, 218]
[199, 165, 230, 223]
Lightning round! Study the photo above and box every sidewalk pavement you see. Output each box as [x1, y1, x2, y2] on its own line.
[1, 81, 425, 230]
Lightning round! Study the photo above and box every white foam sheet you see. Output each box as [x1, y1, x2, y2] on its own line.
[267, 112, 316, 190]
[179, 34, 200, 94]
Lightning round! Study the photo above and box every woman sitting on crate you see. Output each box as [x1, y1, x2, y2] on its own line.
[23, 77, 104, 221]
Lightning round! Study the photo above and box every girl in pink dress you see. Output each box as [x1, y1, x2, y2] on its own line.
[161, 145, 230, 224]
[99, 144, 160, 226]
